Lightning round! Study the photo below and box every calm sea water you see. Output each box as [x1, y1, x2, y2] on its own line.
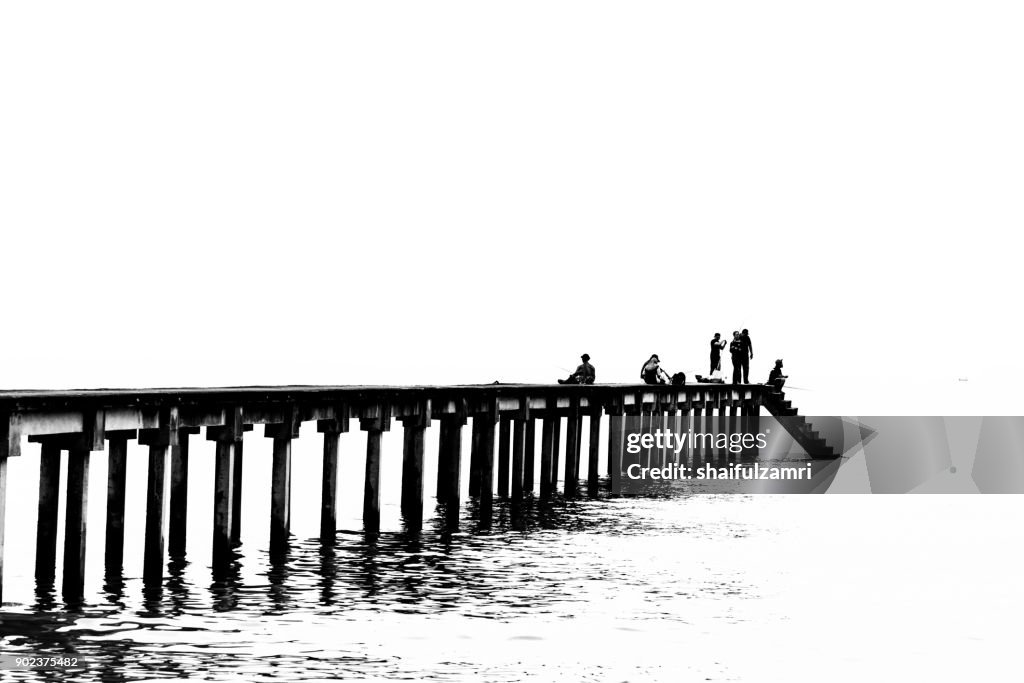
[1, 429, 1021, 681]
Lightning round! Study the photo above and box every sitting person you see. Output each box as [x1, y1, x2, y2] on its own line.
[640, 354, 671, 385]
[767, 359, 788, 392]
[558, 353, 596, 384]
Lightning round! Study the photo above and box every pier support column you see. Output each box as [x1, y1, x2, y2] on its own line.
[539, 415, 555, 499]
[743, 399, 759, 459]
[63, 446, 91, 601]
[497, 415, 512, 499]
[640, 406, 653, 469]
[317, 413, 349, 541]
[169, 427, 198, 557]
[400, 405, 430, 528]
[511, 400, 529, 503]
[360, 409, 391, 533]
[656, 410, 668, 468]
[0, 454, 7, 603]
[102, 433, 132, 572]
[727, 403, 737, 461]
[211, 439, 235, 562]
[563, 402, 580, 497]
[607, 410, 623, 493]
[523, 418, 536, 495]
[438, 414, 465, 527]
[468, 418, 484, 498]
[436, 419, 451, 504]
[207, 409, 244, 569]
[231, 438, 244, 546]
[573, 414, 584, 481]
[139, 422, 178, 584]
[550, 415, 562, 492]
[266, 412, 300, 553]
[691, 404, 703, 464]
[36, 441, 62, 582]
[587, 413, 601, 497]
[476, 401, 498, 526]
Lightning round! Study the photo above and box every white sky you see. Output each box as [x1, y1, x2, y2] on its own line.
[1, 1, 1021, 415]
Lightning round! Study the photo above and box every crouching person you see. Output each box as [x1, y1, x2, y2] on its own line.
[767, 359, 788, 392]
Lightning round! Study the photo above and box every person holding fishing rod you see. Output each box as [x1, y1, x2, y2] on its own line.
[709, 332, 727, 376]
[558, 353, 596, 384]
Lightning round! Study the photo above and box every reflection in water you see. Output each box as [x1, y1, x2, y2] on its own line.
[0, 485, 768, 681]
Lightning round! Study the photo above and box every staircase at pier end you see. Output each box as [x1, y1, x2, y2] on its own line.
[762, 389, 838, 459]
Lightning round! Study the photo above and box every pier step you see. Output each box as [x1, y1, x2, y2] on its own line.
[762, 390, 838, 459]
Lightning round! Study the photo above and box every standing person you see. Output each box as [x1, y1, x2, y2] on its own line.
[709, 333, 727, 376]
[640, 354, 671, 385]
[729, 331, 744, 384]
[558, 353, 596, 384]
[740, 328, 753, 383]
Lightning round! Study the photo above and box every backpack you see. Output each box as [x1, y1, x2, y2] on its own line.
[671, 372, 686, 386]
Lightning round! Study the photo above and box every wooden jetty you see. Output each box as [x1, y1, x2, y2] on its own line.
[0, 383, 831, 601]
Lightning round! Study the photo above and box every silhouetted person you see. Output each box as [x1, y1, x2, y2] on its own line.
[709, 333, 727, 375]
[558, 353, 596, 384]
[768, 359, 787, 392]
[739, 328, 753, 383]
[729, 331, 744, 384]
[640, 354, 670, 385]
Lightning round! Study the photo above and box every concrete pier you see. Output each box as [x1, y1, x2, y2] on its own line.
[0, 382, 830, 601]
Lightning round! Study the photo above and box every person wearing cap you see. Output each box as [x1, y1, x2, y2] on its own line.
[767, 359, 787, 392]
[558, 354, 596, 385]
[640, 354, 671, 385]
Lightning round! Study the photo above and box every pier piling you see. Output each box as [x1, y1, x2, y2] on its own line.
[588, 414, 601, 496]
[317, 414, 348, 541]
[208, 418, 240, 568]
[523, 418, 536, 494]
[360, 410, 390, 533]
[497, 415, 512, 499]
[140, 426, 175, 583]
[477, 402, 497, 525]
[36, 441, 62, 581]
[0, 454, 6, 602]
[267, 417, 298, 553]
[399, 407, 428, 527]
[564, 402, 580, 497]
[511, 402, 528, 502]
[169, 428, 197, 557]
[438, 413, 465, 526]
[231, 437, 244, 546]
[63, 445, 91, 601]
[539, 416, 555, 499]
[469, 418, 483, 498]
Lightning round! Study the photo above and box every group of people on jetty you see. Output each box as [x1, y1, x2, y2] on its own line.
[557, 329, 788, 392]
